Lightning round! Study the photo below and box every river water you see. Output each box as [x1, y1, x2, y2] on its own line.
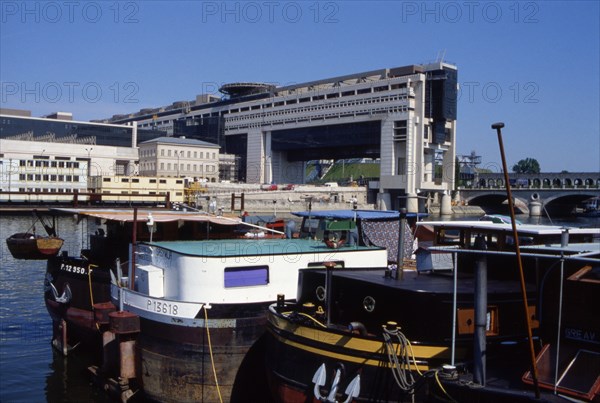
[0, 212, 597, 402]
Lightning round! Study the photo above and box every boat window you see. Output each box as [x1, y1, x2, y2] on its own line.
[436, 228, 462, 245]
[224, 265, 269, 288]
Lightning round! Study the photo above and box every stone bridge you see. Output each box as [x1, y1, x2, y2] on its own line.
[458, 172, 599, 216]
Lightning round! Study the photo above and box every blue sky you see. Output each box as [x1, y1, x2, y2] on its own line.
[1, 1, 599, 172]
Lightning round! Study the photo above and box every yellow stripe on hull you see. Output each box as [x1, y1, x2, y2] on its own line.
[268, 313, 463, 372]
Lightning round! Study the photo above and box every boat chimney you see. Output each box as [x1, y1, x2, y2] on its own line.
[395, 208, 407, 280]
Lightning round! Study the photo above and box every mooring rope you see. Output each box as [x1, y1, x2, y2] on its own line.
[204, 306, 223, 403]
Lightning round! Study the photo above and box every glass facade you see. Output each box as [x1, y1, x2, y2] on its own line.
[0, 116, 164, 147]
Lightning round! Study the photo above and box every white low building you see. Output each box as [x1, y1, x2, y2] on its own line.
[0, 138, 138, 201]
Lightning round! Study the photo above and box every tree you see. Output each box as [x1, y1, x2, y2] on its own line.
[512, 158, 540, 174]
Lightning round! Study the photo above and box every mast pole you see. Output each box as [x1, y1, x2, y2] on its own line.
[492, 122, 540, 398]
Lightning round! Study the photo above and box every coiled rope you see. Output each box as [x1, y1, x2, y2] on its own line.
[382, 325, 418, 392]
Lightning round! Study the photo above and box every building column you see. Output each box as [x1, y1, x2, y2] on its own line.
[378, 116, 397, 210]
[245, 129, 264, 184]
[440, 191, 453, 215]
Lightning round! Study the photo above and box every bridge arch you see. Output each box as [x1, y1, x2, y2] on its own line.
[543, 192, 600, 215]
[463, 193, 530, 214]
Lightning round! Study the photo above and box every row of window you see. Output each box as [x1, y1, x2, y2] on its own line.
[225, 93, 409, 124]
[139, 163, 217, 173]
[101, 177, 183, 184]
[17, 174, 82, 182]
[18, 187, 79, 193]
[226, 104, 410, 132]
[156, 149, 217, 159]
[136, 81, 411, 128]
[18, 159, 81, 169]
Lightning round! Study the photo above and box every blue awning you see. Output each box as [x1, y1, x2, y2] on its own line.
[292, 210, 426, 220]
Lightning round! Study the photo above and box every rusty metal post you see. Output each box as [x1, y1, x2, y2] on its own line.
[94, 302, 117, 375]
[109, 311, 140, 380]
[109, 311, 140, 402]
[60, 319, 68, 356]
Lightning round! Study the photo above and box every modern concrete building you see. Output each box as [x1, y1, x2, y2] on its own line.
[138, 136, 220, 182]
[103, 61, 458, 211]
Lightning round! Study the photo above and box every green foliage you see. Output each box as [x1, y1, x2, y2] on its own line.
[512, 158, 541, 174]
[323, 162, 380, 181]
[307, 162, 380, 183]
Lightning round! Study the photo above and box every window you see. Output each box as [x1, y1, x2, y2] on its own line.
[224, 266, 269, 288]
[132, 178, 139, 183]
[103, 177, 111, 182]
[200, 152, 204, 159]
[122, 178, 129, 182]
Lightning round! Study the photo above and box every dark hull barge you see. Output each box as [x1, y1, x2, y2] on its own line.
[265, 219, 600, 402]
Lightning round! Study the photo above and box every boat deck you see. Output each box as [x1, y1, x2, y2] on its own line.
[325, 268, 532, 295]
[145, 238, 383, 257]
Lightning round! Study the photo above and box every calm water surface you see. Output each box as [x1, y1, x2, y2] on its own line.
[0, 213, 110, 403]
[0, 212, 597, 402]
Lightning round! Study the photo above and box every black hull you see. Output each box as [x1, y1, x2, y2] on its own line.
[45, 255, 114, 355]
[264, 267, 545, 402]
[135, 302, 272, 403]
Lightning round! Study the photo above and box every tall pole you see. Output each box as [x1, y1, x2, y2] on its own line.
[491, 122, 540, 398]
